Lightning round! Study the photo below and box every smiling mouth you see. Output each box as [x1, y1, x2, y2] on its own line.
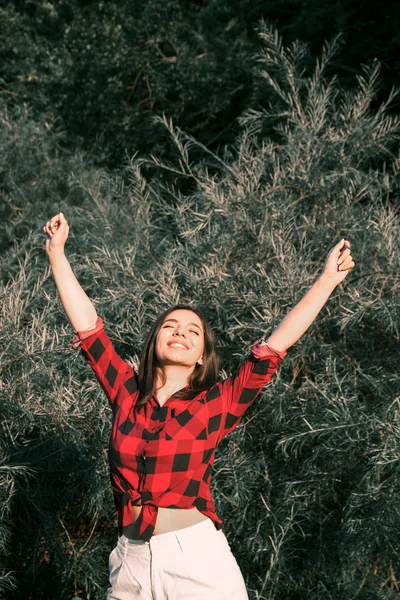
[167, 342, 189, 350]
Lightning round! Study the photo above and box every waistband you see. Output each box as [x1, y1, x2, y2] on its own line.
[117, 517, 219, 554]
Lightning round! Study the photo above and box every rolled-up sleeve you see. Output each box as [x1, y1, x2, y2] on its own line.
[71, 316, 105, 350]
[210, 340, 286, 443]
[71, 316, 136, 407]
[251, 338, 287, 359]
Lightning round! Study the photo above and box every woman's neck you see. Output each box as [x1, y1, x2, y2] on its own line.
[155, 365, 194, 404]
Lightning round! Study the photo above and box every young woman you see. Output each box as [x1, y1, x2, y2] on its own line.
[44, 212, 355, 599]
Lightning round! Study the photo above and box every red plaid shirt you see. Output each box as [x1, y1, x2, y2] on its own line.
[72, 317, 287, 541]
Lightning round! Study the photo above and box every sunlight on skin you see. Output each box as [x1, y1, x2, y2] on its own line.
[154, 309, 205, 403]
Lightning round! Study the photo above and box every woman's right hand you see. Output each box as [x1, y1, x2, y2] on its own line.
[43, 212, 69, 254]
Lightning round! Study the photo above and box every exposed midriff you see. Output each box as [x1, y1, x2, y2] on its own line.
[132, 505, 209, 535]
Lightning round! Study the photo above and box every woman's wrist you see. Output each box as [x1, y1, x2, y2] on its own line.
[47, 247, 66, 262]
[317, 272, 339, 292]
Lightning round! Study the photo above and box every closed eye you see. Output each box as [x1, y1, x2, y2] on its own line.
[162, 325, 199, 335]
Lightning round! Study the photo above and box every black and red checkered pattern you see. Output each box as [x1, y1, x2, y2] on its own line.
[72, 317, 287, 541]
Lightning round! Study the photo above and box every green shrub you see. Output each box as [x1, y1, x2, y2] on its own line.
[1, 26, 399, 599]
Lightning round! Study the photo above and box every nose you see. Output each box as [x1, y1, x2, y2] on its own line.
[173, 325, 186, 337]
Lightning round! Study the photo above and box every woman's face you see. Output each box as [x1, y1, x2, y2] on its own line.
[155, 309, 205, 368]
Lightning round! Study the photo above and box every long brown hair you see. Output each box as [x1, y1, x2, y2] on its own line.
[136, 303, 221, 407]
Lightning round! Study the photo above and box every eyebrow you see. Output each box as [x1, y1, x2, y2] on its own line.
[163, 318, 202, 330]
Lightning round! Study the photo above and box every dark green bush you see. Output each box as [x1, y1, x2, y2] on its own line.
[1, 0, 399, 168]
[1, 26, 399, 599]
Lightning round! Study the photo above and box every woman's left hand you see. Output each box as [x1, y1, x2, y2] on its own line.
[321, 238, 355, 285]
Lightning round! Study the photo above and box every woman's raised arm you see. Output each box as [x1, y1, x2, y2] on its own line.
[264, 238, 355, 352]
[44, 212, 97, 332]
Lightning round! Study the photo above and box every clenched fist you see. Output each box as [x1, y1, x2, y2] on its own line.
[321, 238, 355, 285]
[43, 212, 69, 254]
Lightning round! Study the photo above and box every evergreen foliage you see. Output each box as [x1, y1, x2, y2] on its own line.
[1, 0, 254, 167]
[1, 26, 399, 599]
[1, 0, 399, 168]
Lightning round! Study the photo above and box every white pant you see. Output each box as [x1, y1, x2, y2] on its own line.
[107, 518, 249, 599]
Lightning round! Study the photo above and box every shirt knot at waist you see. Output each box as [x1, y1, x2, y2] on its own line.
[118, 491, 158, 541]
[118, 490, 154, 506]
